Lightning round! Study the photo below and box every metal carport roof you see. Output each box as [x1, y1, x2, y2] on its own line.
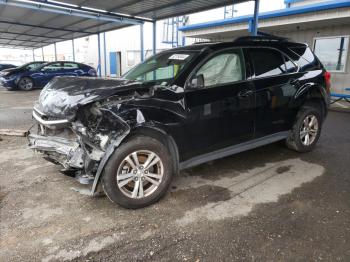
[0, 0, 253, 49]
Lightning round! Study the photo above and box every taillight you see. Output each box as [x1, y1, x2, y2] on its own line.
[324, 71, 331, 92]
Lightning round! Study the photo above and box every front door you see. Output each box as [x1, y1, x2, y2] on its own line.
[37, 62, 64, 86]
[183, 48, 255, 159]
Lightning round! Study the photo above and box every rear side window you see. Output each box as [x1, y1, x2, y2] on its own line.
[288, 46, 320, 71]
[42, 62, 62, 71]
[63, 62, 79, 69]
[249, 48, 296, 78]
[284, 55, 298, 73]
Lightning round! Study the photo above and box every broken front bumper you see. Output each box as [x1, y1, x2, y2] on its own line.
[29, 103, 131, 195]
[28, 133, 84, 169]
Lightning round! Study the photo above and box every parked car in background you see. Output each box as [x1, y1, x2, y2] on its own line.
[29, 36, 330, 208]
[0, 61, 97, 91]
[0, 63, 16, 71]
[0, 61, 46, 89]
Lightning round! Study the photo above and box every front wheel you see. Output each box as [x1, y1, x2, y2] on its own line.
[102, 135, 174, 209]
[286, 104, 322, 152]
[17, 77, 34, 91]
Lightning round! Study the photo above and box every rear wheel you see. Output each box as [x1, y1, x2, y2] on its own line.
[102, 135, 174, 209]
[286, 104, 322, 152]
[18, 77, 34, 91]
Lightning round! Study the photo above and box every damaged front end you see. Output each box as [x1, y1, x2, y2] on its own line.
[28, 77, 151, 195]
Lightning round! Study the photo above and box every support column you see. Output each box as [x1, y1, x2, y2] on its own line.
[171, 17, 174, 47]
[97, 33, 102, 77]
[182, 16, 186, 46]
[54, 42, 57, 61]
[152, 21, 156, 55]
[41, 47, 44, 61]
[251, 0, 260, 36]
[140, 23, 144, 62]
[72, 39, 75, 61]
[103, 32, 107, 76]
[176, 17, 179, 47]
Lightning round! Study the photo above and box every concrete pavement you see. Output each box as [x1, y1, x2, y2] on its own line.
[0, 89, 349, 261]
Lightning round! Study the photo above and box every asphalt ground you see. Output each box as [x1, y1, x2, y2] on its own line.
[0, 87, 349, 261]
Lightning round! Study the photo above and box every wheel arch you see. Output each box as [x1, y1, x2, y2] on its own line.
[16, 75, 34, 89]
[294, 83, 328, 119]
[123, 125, 180, 176]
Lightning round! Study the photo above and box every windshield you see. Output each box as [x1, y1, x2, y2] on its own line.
[123, 51, 197, 84]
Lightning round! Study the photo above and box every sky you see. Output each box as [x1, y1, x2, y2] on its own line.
[0, 0, 286, 66]
[189, 0, 286, 24]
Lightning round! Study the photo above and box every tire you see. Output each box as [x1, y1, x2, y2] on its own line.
[102, 135, 174, 209]
[286, 103, 323, 152]
[17, 77, 34, 91]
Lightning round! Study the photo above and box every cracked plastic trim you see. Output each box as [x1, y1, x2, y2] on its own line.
[90, 108, 130, 195]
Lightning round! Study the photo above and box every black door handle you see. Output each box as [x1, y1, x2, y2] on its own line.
[238, 89, 254, 98]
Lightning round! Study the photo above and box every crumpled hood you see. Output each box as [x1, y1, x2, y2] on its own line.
[36, 76, 145, 119]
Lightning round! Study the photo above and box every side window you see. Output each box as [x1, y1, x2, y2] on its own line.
[195, 49, 245, 88]
[288, 46, 320, 71]
[63, 62, 79, 70]
[42, 63, 62, 71]
[249, 48, 286, 78]
[27, 63, 43, 71]
[284, 55, 298, 73]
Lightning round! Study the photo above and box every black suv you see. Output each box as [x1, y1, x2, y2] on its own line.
[29, 36, 330, 209]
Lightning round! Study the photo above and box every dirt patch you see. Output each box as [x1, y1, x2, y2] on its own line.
[170, 185, 231, 205]
[276, 165, 292, 174]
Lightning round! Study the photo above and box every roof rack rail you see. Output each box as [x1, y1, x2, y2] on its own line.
[235, 31, 289, 42]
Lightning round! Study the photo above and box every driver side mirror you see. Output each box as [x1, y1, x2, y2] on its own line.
[189, 74, 204, 89]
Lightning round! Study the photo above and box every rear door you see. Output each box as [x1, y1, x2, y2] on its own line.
[183, 48, 255, 159]
[62, 62, 85, 76]
[245, 47, 299, 137]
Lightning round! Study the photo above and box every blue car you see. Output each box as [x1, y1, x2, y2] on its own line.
[0, 61, 97, 91]
[0, 63, 16, 71]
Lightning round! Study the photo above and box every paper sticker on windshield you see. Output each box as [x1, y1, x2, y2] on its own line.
[169, 54, 189, 60]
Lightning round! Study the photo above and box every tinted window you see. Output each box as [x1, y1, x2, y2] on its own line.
[284, 55, 298, 73]
[288, 46, 320, 71]
[42, 63, 62, 71]
[314, 36, 349, 72]
[26, 62, 44, 71]
[195, 49, 245, 87]
[63, 62, 79, 69]
[249, 48, 285, 78]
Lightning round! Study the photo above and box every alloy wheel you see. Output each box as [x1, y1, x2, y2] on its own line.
[19, 78, 33, 90]
[116, 150, 164, 199]
[300, 114, 319, 146]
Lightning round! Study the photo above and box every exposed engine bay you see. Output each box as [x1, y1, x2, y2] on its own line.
[28, 76, 154, 195]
